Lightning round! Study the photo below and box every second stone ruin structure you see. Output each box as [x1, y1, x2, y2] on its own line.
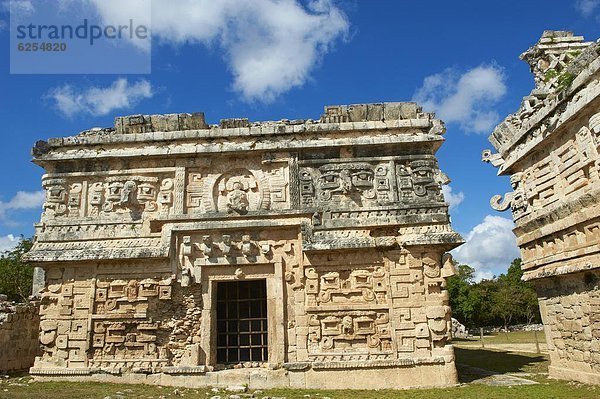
[25, 102, 463, 389]
[485, 31, 600, 385]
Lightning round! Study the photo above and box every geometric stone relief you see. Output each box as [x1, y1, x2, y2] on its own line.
[178, 231, 299, 288]
[265, 164, 289, 210]
[306, 311, 393, 356]
[102, 176, 174, 216]
[186, 171, 204, 213]
[184, 161, 290, 214]
[489, 31, 593, 154]
[397, 159, 447, 204]
[295, 248, 454, 365]
[88, 282, 203, 373]
[304, 266, 388, 309]
[392, 305, 451, 354]
[38, 222, 146, 241]
[299, 158, 447, 209]
[489, 114, 600, 221]
[181, 233, 281, 262]
[35, 263, 207, 374]
[522, 34, 590, 93]
[37, 266, 92, 369]
[42, 178, 68, 217]
[521, 217, 600, 269]
[41, 174, 176, 220]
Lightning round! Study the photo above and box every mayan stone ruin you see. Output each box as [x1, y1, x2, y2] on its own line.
[485, 31, 600, 385]
[0, 296, 40, 373]
[23, 102, 463, 389]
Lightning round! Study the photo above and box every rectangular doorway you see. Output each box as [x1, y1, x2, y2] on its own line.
[216, 280, 268, 364]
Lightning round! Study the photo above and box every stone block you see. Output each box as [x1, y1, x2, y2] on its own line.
[347, 104, 367, 122]
[366, 103, 384, 121]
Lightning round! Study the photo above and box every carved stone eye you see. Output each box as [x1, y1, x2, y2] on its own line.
[49, 187, 64, 198]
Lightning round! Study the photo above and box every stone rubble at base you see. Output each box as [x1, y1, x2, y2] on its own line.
[485, 30, 600, 385]
[24, 102, 463, 390]
[451, 318, 468, 339]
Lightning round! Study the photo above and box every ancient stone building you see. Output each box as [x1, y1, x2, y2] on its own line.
[25, 102, 463, 389]
[485, 31, 600, 385]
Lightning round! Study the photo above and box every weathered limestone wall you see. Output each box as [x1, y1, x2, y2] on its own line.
[485, 31, 600, 384]
[25, 102, 463, 389]
[0, 299, 40, 372]
[536, 270, 600, 384]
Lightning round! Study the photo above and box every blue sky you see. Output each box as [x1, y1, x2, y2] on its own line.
[0, 0, 599, 279]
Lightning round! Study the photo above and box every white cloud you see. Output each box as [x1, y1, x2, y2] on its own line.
[576, 0, 600, 16]
[0, 190, 45, 220]
[47, 78, 154, 118]
[451, 215, 520, 280]
[0, 191, 44, 231]
[442, 185, 465, 210]
[0, 234, 18, 252]
[413, 64, 507, 134]
[1, 0, 34, 14]
[87, 0, 349, 102]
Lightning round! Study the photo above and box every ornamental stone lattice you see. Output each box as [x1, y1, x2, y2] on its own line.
[25, 102, 463, 389]
[485, 31, 600, 385]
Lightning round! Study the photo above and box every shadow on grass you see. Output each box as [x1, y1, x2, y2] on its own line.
[453, 337, 479, 343]
[455, 347, 549, 383]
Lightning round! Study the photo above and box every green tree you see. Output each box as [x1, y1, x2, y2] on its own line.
[522, 286, 541, 325]
[447, 264, 470, 322]
[491, 278, 521, 333]
[0, 237, 34, 302]
[446, 258, 541, 330]
[508, 259, 541, 325]
[491, 258, 541, 333]
[505, 258, 524, 284]
[471, 278, 498, 327]
[447, 264, 485, 328]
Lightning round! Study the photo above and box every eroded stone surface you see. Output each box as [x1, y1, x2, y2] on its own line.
[26, 102, 462, 389]
[0, 299, 39, 372]
[485, 31, 600, 385]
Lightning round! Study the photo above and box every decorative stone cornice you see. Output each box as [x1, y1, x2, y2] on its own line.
[486, 31, 600, 175]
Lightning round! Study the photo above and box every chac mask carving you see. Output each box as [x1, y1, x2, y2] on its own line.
[299, 159, 447, 209]
[42, 175, 175, 220]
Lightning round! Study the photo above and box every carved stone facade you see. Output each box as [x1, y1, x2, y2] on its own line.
[485, 31, 600, 385]
[26, 103, 463, 389]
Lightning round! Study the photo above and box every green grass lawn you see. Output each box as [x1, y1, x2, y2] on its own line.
[0, 345, 597, 399]
[1, 376, 598, 399]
